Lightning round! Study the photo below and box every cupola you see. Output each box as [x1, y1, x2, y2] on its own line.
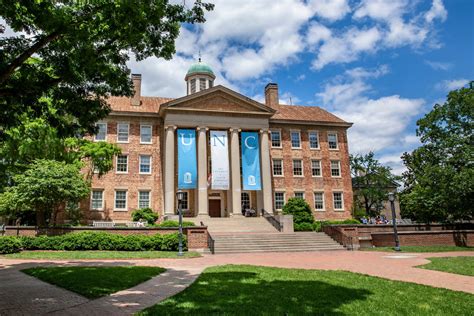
[185, 58, 215, 95]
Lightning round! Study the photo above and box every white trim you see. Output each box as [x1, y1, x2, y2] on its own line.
[274, 191, 286, 210]
[330, 160, 341, 178]
[114, 189, 128, 211]
[272, 158, 284, 177]
[270, 129, 282, 148]
[116, 122, 130, 143]
[294, 191, 305, 200]
[116, 154, 128, 174]
[327, 131, 339, 150]
[94, 122, 107, 142]
[138, 190, 151, 209]
[292, 159, 304, 177]
[308, 130, 320, 150]
[290, 130, 302, 149]
[140, 124, 153, 144]
[139, 154, 152, 174]
[90, 189, 104, 211]
[311, 159, 322, 177]
[313, 191, 325, 212]
[333, 191, 344, 211]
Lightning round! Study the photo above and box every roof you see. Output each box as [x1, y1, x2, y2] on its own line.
[186, 61, 215, 77]
[107, 96, 173, 114]
[271, 104, 351, 126]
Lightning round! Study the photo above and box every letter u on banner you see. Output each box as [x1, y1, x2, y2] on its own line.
[210, 130, 230, 190]
[241, 132, 262, 191]
[177, 129, 197, 189]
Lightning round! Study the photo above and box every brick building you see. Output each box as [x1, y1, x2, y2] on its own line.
[83, 61, 353, 223]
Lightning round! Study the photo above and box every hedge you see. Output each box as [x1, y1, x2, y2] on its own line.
[155, 220, 196, 228]
[0, 232, 186, 254]
[296, 219, 361, 232]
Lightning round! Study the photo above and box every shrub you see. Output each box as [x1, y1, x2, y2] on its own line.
[156, 220, 195, 228]
[283, 198, 314, 225]
[161, 233, 187, 251]
[294, 223, 314, 231]
[0, 236, 23, 254]
[131, 208, 159, 225]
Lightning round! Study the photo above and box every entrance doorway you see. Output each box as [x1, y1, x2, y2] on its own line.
[209, 199, 221, 217]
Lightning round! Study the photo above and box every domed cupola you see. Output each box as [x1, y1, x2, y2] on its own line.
[185, 58, 216, 95]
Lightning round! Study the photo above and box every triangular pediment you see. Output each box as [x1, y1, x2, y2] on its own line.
[160, 85, 275, 116]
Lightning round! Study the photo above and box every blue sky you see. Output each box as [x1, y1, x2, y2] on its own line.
[129, 0, 473, 174]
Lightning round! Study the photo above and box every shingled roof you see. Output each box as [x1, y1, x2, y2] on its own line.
[107, 96, 172, 113]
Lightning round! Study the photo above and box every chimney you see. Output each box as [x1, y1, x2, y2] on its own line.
[265, 83, 279, 108]
[131, 74, 141, 106]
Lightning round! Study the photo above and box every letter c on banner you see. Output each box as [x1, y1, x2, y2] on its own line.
[244, 135, 256, 149]
[180, 133, 193, 146]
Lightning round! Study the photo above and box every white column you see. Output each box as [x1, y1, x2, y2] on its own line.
[260, 129, 273, 214]
[164, 125, 176, 215]
[197, 127, 209, 217]
[230, 128, 242, 216]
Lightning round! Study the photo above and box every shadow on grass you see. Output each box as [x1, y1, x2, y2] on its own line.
[142, 270, 372, 315]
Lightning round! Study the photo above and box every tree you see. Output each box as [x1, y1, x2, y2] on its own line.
[0, 159, 90, 226]
[400, 83, 474, 222]
[0, 1, 214, 138]
[283, 197, 314, 225]
[351, 152, 399, 217]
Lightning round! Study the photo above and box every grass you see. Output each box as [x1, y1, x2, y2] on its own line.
[139, 265, 474, 316]
[22, 266, 165, 299]
[2, 250, 201, 260]
[363, 245, 474, 253]
[418, 256, 474, 276]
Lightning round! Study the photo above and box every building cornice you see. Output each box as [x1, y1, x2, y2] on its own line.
[269, 119, 353, 128]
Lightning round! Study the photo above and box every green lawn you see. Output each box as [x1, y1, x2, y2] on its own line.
[139, 265, 473, 316]
[22, 266, 165, 299]
[363, 245, 474, 253]
[3, 250, 200, 260]
[418, 256, 474, 276]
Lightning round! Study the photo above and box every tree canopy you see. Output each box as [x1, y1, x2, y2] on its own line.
[0, 0, 214, 138]
[350, 152, 399, 217]
[400, 83, 474, 222]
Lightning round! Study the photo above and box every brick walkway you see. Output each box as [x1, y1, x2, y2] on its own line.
[0, 251, 473, 315]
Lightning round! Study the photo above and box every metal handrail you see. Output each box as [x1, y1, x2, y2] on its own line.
[261, 209, 283, 232]
[201, 221, 215, 254]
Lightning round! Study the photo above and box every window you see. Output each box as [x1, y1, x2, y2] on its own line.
[328, 132, 338, 149]
[274, 192, 285, 210]
[139, 155, 152, 174]
[209, 80, 214, 88]
[178, 191, 188, 209]
[311, 160, 321, 177]
[333, 192, 344, 210]
[293, 159, 303, 176]
[140, 124, 152, 144]
[138, 191, 150, 209]
[190, 79, 196, 93]
[114, 190, 127, 210]
[291, 131, 301, 148]
[116, 155, 128, 173]
[309, 131, 319, 149]
[95, 123, 107, 141]
[91, 190, 103, 210]
[199, 78, 206, 91]
[314, 192, 324, 211]
[330, 160, 341, 177]
[294, 192, 305, 199]
[270, 130, 281, 147]
[241, 192, 250, 210]
[117, 123, 129, 142]
[272, 159, 283, 176]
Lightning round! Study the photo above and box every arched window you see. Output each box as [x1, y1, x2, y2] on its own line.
[241, 192, 250, 210]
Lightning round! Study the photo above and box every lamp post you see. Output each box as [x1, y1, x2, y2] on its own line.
[388, 192, 401, 251]
[176, 190, 185, 256]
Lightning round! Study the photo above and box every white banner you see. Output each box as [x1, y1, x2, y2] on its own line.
[210, 130, 229, 190]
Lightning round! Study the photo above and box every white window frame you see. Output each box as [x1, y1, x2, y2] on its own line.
[290, 130, 301, 149]
[140, 124, 153, 144]
[294, 191, 305, 200]
[114, 190, 128, 211]
[139, 154, 152, 174]
[272, 159, 284, 177]
[311, 160, 322, 177]
[308, 131, 320, 149]
[314, 191, 325, 211]
[333, 191, 344, 211]
[270, 130, 282, 148]
[274, 192, 286, 210]
[179, 191, 189, 210]
[138, 190, 151, 209]
[292, 159, 303, 177]
[116, 155, 128, 174]
[330, 160, 341, 178]
[116, 122, 130, 143]
[90, 190, 104, 211]
[328, 131, 339, 150]
[94, 122, 107, 141]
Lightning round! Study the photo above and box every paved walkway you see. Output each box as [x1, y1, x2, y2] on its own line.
[0, 250, 473, 315]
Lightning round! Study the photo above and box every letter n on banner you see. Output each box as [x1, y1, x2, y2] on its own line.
[210, 131, 229, 190]
[241, 132, 262, 190]
[177, 129, 197, 189]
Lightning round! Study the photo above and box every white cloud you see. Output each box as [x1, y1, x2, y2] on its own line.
[425, 60, 452, 71]
[306, 22, 332, 46]
[436, 78, 469, 91]
[425, 0, 448, 23]
[280, 92, 301, 105]
[308, 0, 351, 21]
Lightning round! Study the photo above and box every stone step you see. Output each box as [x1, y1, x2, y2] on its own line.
[213, 247, 344, 254]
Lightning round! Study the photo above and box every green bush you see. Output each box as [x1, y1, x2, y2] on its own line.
[156, 220, 196, 228]
[294, 222, 314, 231]
[0, 236, 23, 254]
[131, 208, 159, 225]
[283, 198, 314, 225]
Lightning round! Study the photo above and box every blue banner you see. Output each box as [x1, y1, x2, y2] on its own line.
[177, 129, 197, 189]
[241, 132, 262, 191]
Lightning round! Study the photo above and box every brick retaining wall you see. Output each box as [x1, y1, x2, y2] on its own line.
[371, 230, 474, 247]
[2, 226, 209, 250]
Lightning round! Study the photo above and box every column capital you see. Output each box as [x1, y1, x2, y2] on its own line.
[259, 129, 270, 134]
[229, 127, 242, 133]
[196, 126, 209, 132]
[165, 125, 177, 130]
